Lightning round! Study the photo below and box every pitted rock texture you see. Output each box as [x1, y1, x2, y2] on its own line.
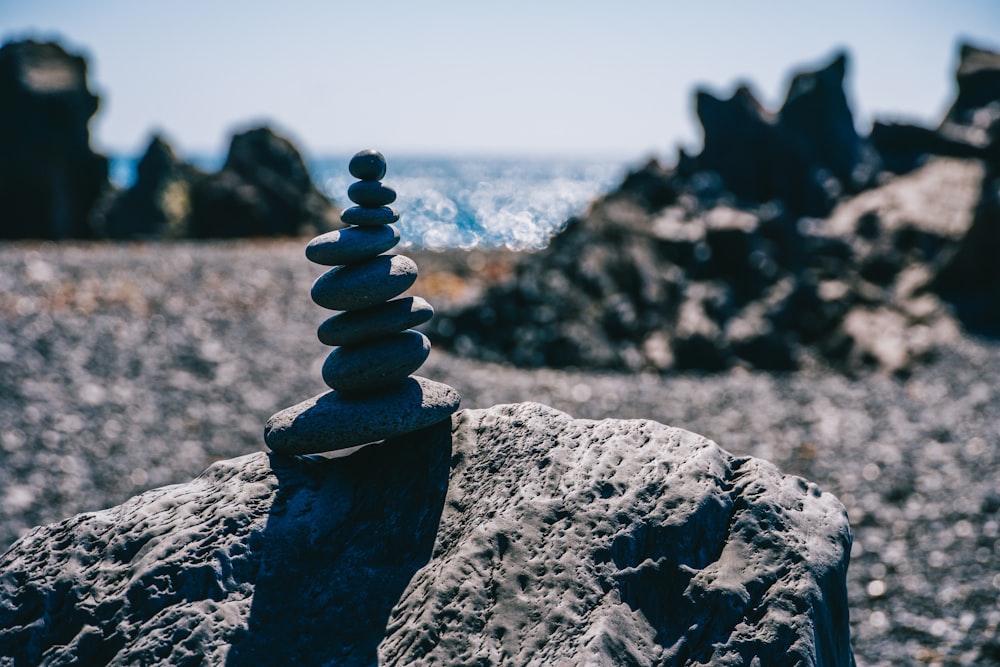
[0, 403, 853, 666]
[0, 418, 455, 667]
[383, 403, 853, 666]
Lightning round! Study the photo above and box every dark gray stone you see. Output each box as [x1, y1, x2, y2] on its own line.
[264, 376, 460, 454]
[341, 206, 400, 226]
[321, 330, 431, 394]
[349, 149, 387, 181]
[100, 135, 199, 239]
[318, 296, 434, 346]
[188, 126, 335, 238]
[305, 225, 400, 266]
[0, 402, 854, 665]
[311, 254, 417, 311]
[348, 180, 397, 208]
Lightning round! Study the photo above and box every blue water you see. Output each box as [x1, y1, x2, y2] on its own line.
[108, 154, 632, 250]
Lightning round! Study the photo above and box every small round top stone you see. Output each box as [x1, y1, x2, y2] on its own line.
[349, 150, 387, 181]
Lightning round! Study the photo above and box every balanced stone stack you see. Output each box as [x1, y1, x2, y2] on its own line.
[264, 150, 461, 455]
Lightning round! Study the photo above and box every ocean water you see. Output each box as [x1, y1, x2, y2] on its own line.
[109, 154, 632, 250]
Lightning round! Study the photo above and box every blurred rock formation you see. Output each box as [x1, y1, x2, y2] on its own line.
[99, 135, 200, 239]
[0, 40, 109, 240]
[188, 127, 337, 238]
[431, 44, 1000, 373]
[97, 127, 337, 239]
[692, 52, 878, 218]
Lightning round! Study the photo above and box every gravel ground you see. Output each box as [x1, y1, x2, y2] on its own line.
[1, 240, 998, 666]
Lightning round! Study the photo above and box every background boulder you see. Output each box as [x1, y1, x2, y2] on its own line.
[0, 403, 854, 666]
[99, 135, 200, 239]
[872, 42, 1000, 174]
[430, 46, 1000, 376]
[693, 52, 877, 218]
[0, 40, 108, 240]
[188, 127, 337, 238]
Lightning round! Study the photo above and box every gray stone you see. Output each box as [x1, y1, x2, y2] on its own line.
[305, 225, 400, 266]
[349, 149, 387, 181]
[341, 206, 399, 226]
[318, 296, 434, 346]
[264, 376, 460, 454]
[0, 402, 854, 665]
[311, 254, 417, 311]
[348, 181, 397, 208]
[321, 330, 430, 394]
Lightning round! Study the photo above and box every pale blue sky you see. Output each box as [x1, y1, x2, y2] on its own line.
[3, 1, 998, 160]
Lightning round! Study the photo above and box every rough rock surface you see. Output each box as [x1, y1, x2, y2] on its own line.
[1, 241, 998, 664]
[0, 40, 109, 240]
[188, 126, 336, 238]
[0, 403, 854, 666]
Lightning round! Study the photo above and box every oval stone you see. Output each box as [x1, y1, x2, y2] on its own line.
[349, 149, 387, 181]
[318, 296, 434, 346]
[348, 181, 397, 207]
[341, 206, 399, 226]
[311, 255, 417, 311]
[264, 376, 461, 454]
[322, 330, 431, 394]
[305, 225, 399, 266]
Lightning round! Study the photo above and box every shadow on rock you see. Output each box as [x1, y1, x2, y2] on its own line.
[225, 419, 453, 666]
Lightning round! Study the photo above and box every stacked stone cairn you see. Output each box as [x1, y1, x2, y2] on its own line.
[264, 150, 461, 455]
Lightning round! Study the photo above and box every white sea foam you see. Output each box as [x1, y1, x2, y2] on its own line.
[109, 153, 630, 250]
[317, 155, 628, 250]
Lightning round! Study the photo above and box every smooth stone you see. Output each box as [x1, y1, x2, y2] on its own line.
[341, 206, 399, 226]
[311, 255, 417, 311]
[322, 330, 431, 394]
[348, 181, 397, 207]
[305, 225, 400, 266]
[318, 296, 434, 346]
[264, 376, 461, 454]
[349, 149, 387, 181]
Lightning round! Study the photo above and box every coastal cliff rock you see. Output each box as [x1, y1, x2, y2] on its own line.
[431, 46, 1000, 375]
[188, 126, 337, 238]
[872, 42, 1000, 174]
[0, 403, 854, 666]
[0, 40, 109, 240]
[100, 135, 200, 239]
[693, 52, 877, 217]
[430, 154, 976, 375]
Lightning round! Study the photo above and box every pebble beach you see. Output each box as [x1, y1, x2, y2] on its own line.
[1, 239, 998, 665]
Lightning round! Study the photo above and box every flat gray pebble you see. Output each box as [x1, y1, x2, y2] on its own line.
[322, 330, 430, 393]
[348, 149, 387, 181]
[348, 181, 397, 208]
[311, 255, 417, 311]
[264, 376, 460, 454]
[341, 206, 399, 226]
[305, 226, 399, 266]
[318, 297, 434, 346]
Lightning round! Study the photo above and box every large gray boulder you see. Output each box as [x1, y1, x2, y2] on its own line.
[0, 403, 854, 666]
